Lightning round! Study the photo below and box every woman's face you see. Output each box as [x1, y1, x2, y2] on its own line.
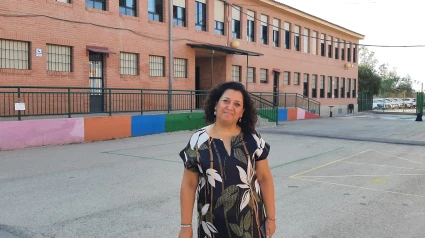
[215, 89, 245, 125]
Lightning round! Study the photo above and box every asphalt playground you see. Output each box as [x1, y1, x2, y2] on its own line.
[1, 113, 425, 238]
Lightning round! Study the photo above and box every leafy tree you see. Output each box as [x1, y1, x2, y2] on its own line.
[358, 64, 381, 94]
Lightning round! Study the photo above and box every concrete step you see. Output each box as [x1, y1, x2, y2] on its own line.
[256, 116, 277, 129]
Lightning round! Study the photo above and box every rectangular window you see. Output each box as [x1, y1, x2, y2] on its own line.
[232, 5, 241, 39]
[294, 25, 300, 51]
[327, 35, 332, 58]
[312, 31, 317, 55]
[86, 0, 106, 10]
[327, 76, 332, 98]
[195, 1, 207, 31]
[334, 77, 339, 98]
[284, 22, 291, 49]
[284, 71, 290, 85]
[0, 39, 30, 70]
[47, 44, 72, 72]
[312, 75, 317, 98]
[149, 55, 164, 77]
[272, 19, 279, 47]
[347, 78, 351, 98]
[232, 65, 241, 82]
[347, 42, 351, 61]
[247, 10, 255, 42]
[120, 52, 138, 75]
[352, 79, 357, 97]
[261, 15, 268, 45]
[174, 58, 187, 78]
[260, 68, 268, 83]
[173, 0, 186, 27]
[341, 40, 345, 60]
[303, 74, 309, 97]
[341, 77, 345, 98]
[57, 0, 71, 3]
[120, 0, 137, 16]
[303, 28, 309, 53]
[247, 67, 255, 83]
[320, 75, 325, 98]
[353, 45, 357, 63]
[294, 72, 300, 85]
[214, 0, 224, 35]
[148, 0, 163, 22]
[320, 34, 325, 56]
[334, 38, 339, 59]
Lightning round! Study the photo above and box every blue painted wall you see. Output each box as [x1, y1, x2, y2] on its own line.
[131, 114, 166, 136]
[278, 109, 288, 121]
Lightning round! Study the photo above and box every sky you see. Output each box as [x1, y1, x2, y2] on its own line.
[277, 0, 425, 91]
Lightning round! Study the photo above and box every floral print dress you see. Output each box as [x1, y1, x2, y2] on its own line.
[179, 127, 271, 238]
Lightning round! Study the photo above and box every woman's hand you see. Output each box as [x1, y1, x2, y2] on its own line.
[266, 219, 276, 238]
[178, 227, 193, 238]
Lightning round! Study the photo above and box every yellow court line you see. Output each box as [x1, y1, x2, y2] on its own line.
[341, 161, 425, 172]
[297, 174, 425, 178]
[289, 149, 372, 178]
[292, 176, 425, 198]
[372, 150, 425, 156]
[371, 149, 425, 167]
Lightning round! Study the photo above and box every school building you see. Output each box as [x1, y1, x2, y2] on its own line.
[0, 0, 364, 115]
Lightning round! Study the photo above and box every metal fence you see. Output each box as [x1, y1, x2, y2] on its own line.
[251, 92, 321, 115]
[416, 92, 424, 115]
[358, 92, 373, 112]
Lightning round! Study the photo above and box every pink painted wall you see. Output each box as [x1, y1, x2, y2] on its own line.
[297, 108, 306, 120]
[0, 118, 84, 151]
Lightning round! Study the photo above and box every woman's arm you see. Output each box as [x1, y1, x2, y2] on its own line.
[179, 168, 199, 237]
[256, 158, 276, 237]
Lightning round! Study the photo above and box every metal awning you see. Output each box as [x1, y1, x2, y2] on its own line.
[86, 46, 116, 54]
[187, 43, 263, 56]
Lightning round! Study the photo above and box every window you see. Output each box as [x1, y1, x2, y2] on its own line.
[340, 77, 345, 98]
[294, 26, 300, 51]
[261, 15, 268, 45]
[272, 19, 279, 47]
[334, 38, 339, 59]
[347, 78, 351, 98]
[327, 36, 332, 58]
[303, 28, 309, 53]
[86, 0, 106, 10]
[284, 71, 290, 85]
[247, 67, 255, 83]
[312, 31, 317, 55]
[174, 58, 187, 78]
[284, 22, 290, 49]
[341, 40, 345, 60]
[334, 77, 339, 98]
[173, 0, 186, 27]
[120, 52, 138, 75]
[0, 39, 30, 70]
[294, 72, 300, 85]
[312, 75, 317, 98]
[353, 45, 357, 63]
[232, 5, 241, 39]
[352, 79, 357, 97]
[232, 65, 241, 82]
[149, 55, 164, 77]
[327, 76, 332, 98]
[247, 10, 255, 42]
[148, 0, 163, 22]
[214, 0, 224, 35]
[195, 1, 206, 31]
[120, 0, 137, 16]
[347, 42, 351, 61]
[56, 0, 71, 3]
[320, 34, 325, 57]
[303, 74, 309, 97]
[320, 75, 325, 98]
[260, 69, 268, 83]
[47, 44, 72, 72]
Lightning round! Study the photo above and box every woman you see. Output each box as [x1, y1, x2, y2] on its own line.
[178, 82, 276, 238]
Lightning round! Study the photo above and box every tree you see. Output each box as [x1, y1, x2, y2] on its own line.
[358, 64, 381, 94]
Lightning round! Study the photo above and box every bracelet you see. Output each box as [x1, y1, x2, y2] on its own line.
[181, 224, 192, 228]
[266, 217, 276, 221]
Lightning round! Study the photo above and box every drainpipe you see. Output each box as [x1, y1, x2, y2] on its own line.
[168, 0, 173, 112]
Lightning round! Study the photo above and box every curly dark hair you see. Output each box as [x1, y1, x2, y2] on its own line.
[203, 81, 258, 133]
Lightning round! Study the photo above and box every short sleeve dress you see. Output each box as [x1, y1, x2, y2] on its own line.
[179, 127, 271, 238]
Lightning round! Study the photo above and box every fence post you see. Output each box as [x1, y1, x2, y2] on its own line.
[68, 88, 71, 118]
[308, 98, 310, 112]
[109, 89, 112, 116]
[190, 91, 193, 113]
[140, 89, 143, 115]
[17, 87, 21, 121]
[284, 93, 287, 108]
[295, 94, 298, 108]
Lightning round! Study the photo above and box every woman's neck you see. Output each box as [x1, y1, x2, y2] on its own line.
[212, 121, 241, 137]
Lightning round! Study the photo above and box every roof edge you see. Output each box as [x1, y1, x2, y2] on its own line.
[262, 0, 365, 40]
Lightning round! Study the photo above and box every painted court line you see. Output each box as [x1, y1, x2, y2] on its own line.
[297, 174, 425, 178]
[292, 176, 425, 198]
[103, 140, 187, 153]
[372, 150, 425, 156]
[105, 151, 180, 163]
[289, 149, 371, 178]
[341, 161, 425, 172]
[371, 149, 425, 167]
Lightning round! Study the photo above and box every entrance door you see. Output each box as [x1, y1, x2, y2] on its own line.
[303, 74, 309, 97]
[273, 71, 280, 106]
[195, 66, 201, 108]
[89, 52, 104, 113]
